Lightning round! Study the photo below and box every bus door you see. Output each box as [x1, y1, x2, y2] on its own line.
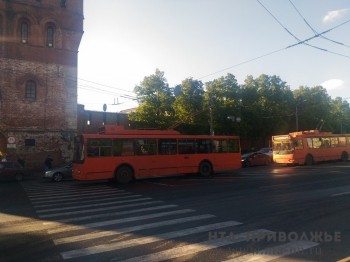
[152, 139, 179, 176]
[177, 139, 197, 174]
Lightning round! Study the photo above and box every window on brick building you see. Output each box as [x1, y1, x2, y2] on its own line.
[47, 25, 54, 47]
[25, 139, 35, 147]
[25, 80, 36, 100]
[20, 21, 29, 43]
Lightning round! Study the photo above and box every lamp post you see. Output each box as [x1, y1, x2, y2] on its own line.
[295, 99, 307, 131]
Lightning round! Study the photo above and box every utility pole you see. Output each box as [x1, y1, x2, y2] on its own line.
[209, 96, 214, 135]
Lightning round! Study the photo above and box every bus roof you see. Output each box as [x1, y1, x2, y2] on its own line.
[273, 130, 336, 139]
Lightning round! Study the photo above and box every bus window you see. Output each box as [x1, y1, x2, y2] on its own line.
[99, 139, 112, 156]
[87, 139, 100, 157]
[331, 137, 339, 147]
[159, 139, 177, 155]
[135, 139, 157, 155]
[294, 139, 304, 149]
[112, 138, 135, 156]
[121, 139, 134, 156]
[339, 137, 346, 146]
[321, 138, 330, 148]
[197, 139, 212, 153]
[306, 138, 312, 148]
[178, 139, 196, 154]
[312, 138, 322, 148]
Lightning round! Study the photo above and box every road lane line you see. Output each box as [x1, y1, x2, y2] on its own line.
[223, 240, 319, 262]
[112, 229, 272, 262]
[54, 214, 215, 245]
[61, 220, 243, 259]
[48, 209, 195, 234]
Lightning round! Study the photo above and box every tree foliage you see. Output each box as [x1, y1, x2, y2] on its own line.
[129, 70, 350, 150]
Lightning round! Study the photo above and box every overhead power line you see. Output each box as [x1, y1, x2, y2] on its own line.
[288, 0, 350, 48]
[256, 0, 327, 52]
[198, 8, 350, 81]
[257, 0, 350, 58]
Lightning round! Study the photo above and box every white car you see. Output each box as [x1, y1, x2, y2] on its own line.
[42, 162, 72, 182]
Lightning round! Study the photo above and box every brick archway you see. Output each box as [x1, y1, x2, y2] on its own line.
[0, 133, 6, 157]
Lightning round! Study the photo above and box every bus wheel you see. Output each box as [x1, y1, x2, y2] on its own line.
[116, 165, 134, 184]
[199, 161, 212, 177]
[341, 151, 348, 162]
[305, 154, 314, 165]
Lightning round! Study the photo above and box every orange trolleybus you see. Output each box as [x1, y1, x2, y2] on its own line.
[72, 125, 241, 183]
[272, 130, 350, 165]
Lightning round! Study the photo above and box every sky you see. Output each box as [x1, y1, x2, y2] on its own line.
[77, 0, 350, 112]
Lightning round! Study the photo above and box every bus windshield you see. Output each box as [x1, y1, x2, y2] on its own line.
[73, 135, 85, 163]
[272, 140, 294, 155]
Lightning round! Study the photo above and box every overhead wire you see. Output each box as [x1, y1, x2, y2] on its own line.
[288, 0, 350, 48]
[199, 1, 350, 81]
[256, 0, 327, 52]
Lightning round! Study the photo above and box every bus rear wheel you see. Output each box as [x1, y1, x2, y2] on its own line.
[115, 165, 134, 184]
[199, 161, 212, 177]
[341, 151, 348, 162]
[305, 154, 314, 165]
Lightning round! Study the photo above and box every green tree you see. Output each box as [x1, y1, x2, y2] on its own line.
[328, 97, 350, 133]
[241, 74, 293, 146]
[293, 86, 332, 131]
[129, 69, 174, 129]
[205, 73, 241, 135]
[172, 78, 206, 133]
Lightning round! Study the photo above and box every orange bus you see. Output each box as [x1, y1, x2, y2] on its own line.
[272, 130, 350, 165]
[72, 125, 241, 183]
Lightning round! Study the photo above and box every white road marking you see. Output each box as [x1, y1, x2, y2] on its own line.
[48, 209, 195, 234]
[36, 195, 149, 213]
[28, 189, 125, 201]
[38, 198, 156, 218]
[113, 229, 272, 262]
[32, 192, 132, 208]
[61, 220, 243, 259]
[54, 214, 215, 245]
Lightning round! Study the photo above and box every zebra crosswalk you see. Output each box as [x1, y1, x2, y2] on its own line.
[20, 181, 319, 261]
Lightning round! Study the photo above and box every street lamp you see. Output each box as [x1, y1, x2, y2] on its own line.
[295, 99, 307, 131]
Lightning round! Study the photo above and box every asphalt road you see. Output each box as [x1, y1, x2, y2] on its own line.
[0, 162, 350, 262]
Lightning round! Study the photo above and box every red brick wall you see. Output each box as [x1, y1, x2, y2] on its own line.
[0, 0, 83, 168]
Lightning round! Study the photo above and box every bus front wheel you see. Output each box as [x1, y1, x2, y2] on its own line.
[115, 165, 134, 184]
[199, 161, 213, 177]
[305, 154, 314, 165]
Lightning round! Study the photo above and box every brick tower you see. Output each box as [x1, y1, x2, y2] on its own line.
[0, 0, 83, 167]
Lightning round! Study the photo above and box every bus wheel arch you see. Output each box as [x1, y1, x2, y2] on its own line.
[198, 160, 213, 177]
[305, 154, 314, 165]
[115, 164, 135, 184]
[341, 151, 348, 162]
